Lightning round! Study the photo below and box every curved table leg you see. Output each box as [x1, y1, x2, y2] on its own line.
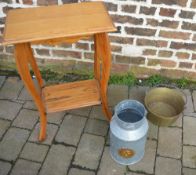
[15, 43, 47, 141]
[94, 33, 112, 121]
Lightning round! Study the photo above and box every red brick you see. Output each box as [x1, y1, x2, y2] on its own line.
[136, 38, 168, 47]
[75, 61, 93, 71]
[147, 19, 179, 29]
[143, 49, 157, 56]
[111, 15, 143, 25]
[152, 0, 188, 7]
[111, 45, 122, 53]
[179, 62, 193, 69]
[52, 50, 81, 59]
[105, 2, 118, 12]
[192, 54, 196, 60]
[59, 43, 72, 48]
[179, 10, 194, 19]
[75, 43, 89, 50]
[23, 0, 33, 4]
[170, 42, 196, 51]
[193, 34, 196, 41]
[176, 52, 190, 59]
[111, 63, 129, 73]
[125, 27, 156, 36]
[191, 1, 196, 8]
[181, 22, 196, 31]
[116, 55, 145, 65]
[84, 52, 94, 60]
[36, 48, 50, 56]
[158, 50, 173, 57]
[139, 6, 156, 15]
[37, 0, 58, 5]
[121, 5, 136, 13]
[159, 30, 191, 40]
[159, 8, 176, 17]
[148, 59, 176, 68]
[109, 36, 133, 44]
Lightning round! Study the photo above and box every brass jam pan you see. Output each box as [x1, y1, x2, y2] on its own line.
[144, 87, 186, 126]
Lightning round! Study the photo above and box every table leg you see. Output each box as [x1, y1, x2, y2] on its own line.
[94, 33, 112, 121]
[15, 43, 47, 141]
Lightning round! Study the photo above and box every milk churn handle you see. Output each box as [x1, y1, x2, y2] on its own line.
[154, 84, 187, 105]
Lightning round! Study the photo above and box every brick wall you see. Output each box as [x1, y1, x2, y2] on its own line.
[0, 0, 196, 79]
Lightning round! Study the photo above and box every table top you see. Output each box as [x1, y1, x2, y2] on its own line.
[2, 2, 116, 45]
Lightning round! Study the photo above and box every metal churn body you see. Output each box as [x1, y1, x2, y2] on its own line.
[110, 100, 149, 165]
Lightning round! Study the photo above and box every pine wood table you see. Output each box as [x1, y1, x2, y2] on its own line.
[1, 2, 116, 141]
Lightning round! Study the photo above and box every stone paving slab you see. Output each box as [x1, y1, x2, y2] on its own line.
[68, 168, 95, 175]
[158, 127, 182, 159]
[97, 147, 126, 175]
[0, 127, 29, 161]
[183, 145, 196, 169]
[39, 144, 75, 175]
[0, 160, 12, 175]
[183, 116, 196, 146]
[0, 100, 22, 120]
[155, 157, 181, 175]
[0, 77, 23, 100]
[10, 159, 41, 175]
[12, 109, 38, 130]
[128, 140, 157, 174]
[29, 123, 58, 145]
[108, 85, 128, 106]
[84, 118, 108, 137]
[0, 76, 6, 88]
[73, 133, 104, 170]
[0, 80, 196, 175]
[0, 119, 10, 139]
[55, 114, 86, 146]
[20, 142, 49, 162]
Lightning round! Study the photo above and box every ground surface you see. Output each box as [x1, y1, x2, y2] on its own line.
[0, 76, 196, 175]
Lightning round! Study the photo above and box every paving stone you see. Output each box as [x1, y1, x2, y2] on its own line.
[68, 106, 91, 117]
[129, 86, 149, 104]
[183, 168, 196, 175]
[193, 90, 196, 111]
[155, 157, 181, 175]
[183, 89, 194, 115]
[0, 100, 22, 120]
[90, 105, 107, 121]
[12, 109, 38, 130]
[184, 116, 196, 146]
[0, 76, 6, 88]
[73, 133, 105, 170]
[20, 142, 49, 162]
[183, 145, 196, 168]
[128, 140, 156, 174]
[108, 85, 128, 107]
[18, 79, 40, 101]
[10, 159, 41, 175]
[0, 119, 10, 139]
[39, 144, 75, 175]
[147, 121, 158, 140]
[55, 114, 86, 146]
[47, 111, 66, 125]
[0, 77, 23, 100]
[29, 123, 58, 145]
[68, 168, 95, 175]
[97, 147, 126, 175]
[0, 127, 29, 161]
[158, 127, 182, 159]
[171, 114, 183, 127]
[84, 119, 108, 136]
[23, 101, 37, 110]
[0, 161, 12, 175]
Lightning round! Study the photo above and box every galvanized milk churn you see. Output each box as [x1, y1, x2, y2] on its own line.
[110, 100, 149, 165]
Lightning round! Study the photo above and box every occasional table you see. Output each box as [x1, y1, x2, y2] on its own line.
[1, 2, 116, 141]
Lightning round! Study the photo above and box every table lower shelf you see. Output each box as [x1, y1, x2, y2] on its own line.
[42, 79, 101, 113]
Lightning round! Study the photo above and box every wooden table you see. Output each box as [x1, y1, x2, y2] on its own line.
[1, 2, 116, 141]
